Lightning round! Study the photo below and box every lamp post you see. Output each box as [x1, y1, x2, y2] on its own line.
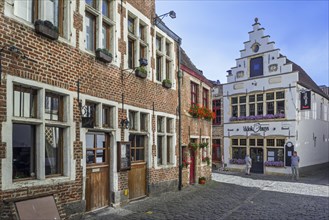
[154, 11, 176, 25]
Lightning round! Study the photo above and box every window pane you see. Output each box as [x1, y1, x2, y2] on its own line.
[257, 139, 264, 146]
[157, 136, 163, 165]
[86, 134, 94, 149]
[128, 38, 134, 69]
[102, 25, 107, 49]
[232, 139, 238, 145]
[14, 0, 33, 22]
[166, 42, 170, 56]
[239, 96, 246, 103]
[96, 150, 105, 163]
[135, 149, 144, 161]
[167, 136, 172, 163]
[13, 124, 35, 179]
[45, 127, 62, 175]
[249, 95, 255, 102]
[102, 0, 109, 17]
[249, 104, 255, 116]
[85, 13, 95, 51]
[276, 139, 285, 147]
[257, 94, 263, 102]
[250, 56, 263, 77]
[13, 90, 21, 117]
[257, 103, 263, 115]
[156, 55, 162, 81]
[277, 101, 285, 114]
[128, 16, 134, 34]
[44, 0, 59, 27]
[86, 150, 95, 164]
[140, 113, 148, 131]
[266, 93, 274, 100]
[267, 139, 275, 147]
[240, 139, 247, 146]
[96, 134, 105, 148]
[276, 91, 285, 99]
[86, 0, 95, 8]
[249, 139, 255, 146]
[156, 36, 161, 51]
[267, 102, 274, 114]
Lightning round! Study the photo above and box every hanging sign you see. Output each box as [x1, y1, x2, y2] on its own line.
[300, 91, 311, 110]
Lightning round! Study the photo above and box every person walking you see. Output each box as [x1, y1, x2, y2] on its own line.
[291, 151, 300, 181]
[245, 154, 252, 175]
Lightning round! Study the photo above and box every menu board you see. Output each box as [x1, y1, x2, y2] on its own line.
[117, 141, 131, 171]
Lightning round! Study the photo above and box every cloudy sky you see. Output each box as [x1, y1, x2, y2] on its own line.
[156, 0, 329, 86]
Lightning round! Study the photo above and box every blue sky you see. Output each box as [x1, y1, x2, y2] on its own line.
[156, 0, 329, 86]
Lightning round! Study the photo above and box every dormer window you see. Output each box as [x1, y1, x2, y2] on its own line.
[250, 56, 263, 77]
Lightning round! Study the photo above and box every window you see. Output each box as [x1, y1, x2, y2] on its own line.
[239, 96, 246, 116]
[257, 139, 264, 146]
[45, 126, 63, 176]
[85, 0, 114, 52]
[45, 92, 63, 121]
[11, 84, 70, 182]
[14, 0, 67, 37]
[129, 134, 145, 162]
[249, 95, 255, 116]
[276, 91, 285, 114]
[85, 12, 96, 51]
[129, 111, 137, 130]
[250, 56, 263, 77]
[102, 105, 114, 128]
[231, 97, 238, 117]
[267, 148, 284, 162]
[203, 88, 209, 108]
[212, 99, 221, 125]
[157, 116, 174, 166]
[266, 92, 274, 115]
[127, 14, 148, 71]
[13, 124, 36, 180]
[191, 82, 198, 105]
[13, 85, 37, 118]
[155, 34, 173, 83]
[140, 113, 148, 132]
[232, 147, 246, 160]
[212, 139, 221, 161]
[85, 102, 97, 127]
[257, 94, 263, 116]
[86, 133, 108, 164]
[156, 55, 162, 81]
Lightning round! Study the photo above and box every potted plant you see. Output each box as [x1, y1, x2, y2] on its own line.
[95, 48, 113, 63]
[34, 20, 59, 40]
[199, 142, 209, 149]
[188, 142, 199, 151]
[202, 156, 211, 166]
[182, 159, 190, 168]
[199, 176, 206, 184]
[135, 66, 147, 79]
[162, 79, 172, 89]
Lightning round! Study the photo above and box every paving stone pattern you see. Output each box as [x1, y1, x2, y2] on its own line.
[83, 168, 329, 220]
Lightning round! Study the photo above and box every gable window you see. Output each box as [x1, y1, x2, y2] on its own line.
[250, 56, 263, 77]
[13, 85, 37, 118]
[212, 99, 221, 125]
[14, 0, 67, 37]
[203, 88, 209, 108]
[85, 0, 115, 52]
[191, 82, 198, 105]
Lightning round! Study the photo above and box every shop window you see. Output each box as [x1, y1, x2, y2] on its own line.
[249, 139, 255, 146]
[267, 139, 275, 147]
[240, 139, 247, 146]
[232, 147, 246, 160]
[232, 139, 238, 146]
[276, 139, 285, 147]
[13, 124, 36, 180]
[13, 85, 37, 118]
[257, 139, 264, 147]
[267, 148, 284, 162]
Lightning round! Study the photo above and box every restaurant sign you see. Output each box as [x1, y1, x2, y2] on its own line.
[243, 123, 269, 133]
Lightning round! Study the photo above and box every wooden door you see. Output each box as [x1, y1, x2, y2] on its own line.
[128, 134, 147, 200]
[128, 162, 146, 199]
[250, 148, 264, 174]
[189, 149, 195, 184]
[85, 133, 110, 211]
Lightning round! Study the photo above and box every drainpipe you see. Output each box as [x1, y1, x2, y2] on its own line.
[177, 40, 182, 190]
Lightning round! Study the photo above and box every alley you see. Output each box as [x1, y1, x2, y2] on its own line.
[83, 168, 329, 220]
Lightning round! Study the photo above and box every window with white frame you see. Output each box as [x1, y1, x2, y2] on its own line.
[12, 0, 69, 38]
[85, 0, 115, 52]
[127, 13, 148, 69]
[155, 34, 173, 83]
[12, 84, 69, 180]
[157, 116, 174, 165]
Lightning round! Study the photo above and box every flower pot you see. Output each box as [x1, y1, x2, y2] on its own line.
[199, 179, 206, 184]
[96, 50, 113, 63]
[162, 81, 172, 89]
[34, 23, 59, 40]
[135, 70, 147, 79]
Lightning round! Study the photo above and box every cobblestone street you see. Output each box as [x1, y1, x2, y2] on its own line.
[83, 168, 329, 220]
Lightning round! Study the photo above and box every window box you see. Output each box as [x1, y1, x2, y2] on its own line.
[229, 158, 246, 165]
[135, 67, 147, 79]
[95, 48, 113, 63]
[264, 161, 284, 167]
[34, 20, 59, 40]
[162, 79, 172, 89]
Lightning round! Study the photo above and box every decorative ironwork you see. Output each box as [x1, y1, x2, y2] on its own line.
[77, 79, 95, 128]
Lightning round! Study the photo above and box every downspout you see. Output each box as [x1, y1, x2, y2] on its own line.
[178, 39, 182, 190]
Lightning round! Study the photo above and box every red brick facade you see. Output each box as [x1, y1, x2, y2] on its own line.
[0, 0, 180, 219]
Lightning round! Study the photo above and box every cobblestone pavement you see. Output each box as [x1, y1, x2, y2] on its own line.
[83, 167, 329, 220]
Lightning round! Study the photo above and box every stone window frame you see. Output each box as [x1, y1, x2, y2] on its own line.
[156, 115, 175, 167]
[84, 0, 116, 53]
[2, 76, 75, 190]
[155, 33, 174, 84]
[4, 0, 72, 40]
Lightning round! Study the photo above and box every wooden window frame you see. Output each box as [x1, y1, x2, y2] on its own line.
[85, 11, 96, 52]
[102, 105, 113, 128]
[202, 88, 209, 108]
[86, 133, 109, 166]
[191, 82, 198, 106]
[13, 85, 38, 118]
[45, 92, 64, 121]
[129, 134, 145, 163]
[102, 22, 111, 50]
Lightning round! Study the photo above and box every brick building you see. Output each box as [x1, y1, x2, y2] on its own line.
[0, 0, 182, 218]
[180, 49, 212, 185]
[211, 80, 224, 168]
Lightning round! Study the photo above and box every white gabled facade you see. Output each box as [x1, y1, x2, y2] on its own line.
[223, 18, 329, 175]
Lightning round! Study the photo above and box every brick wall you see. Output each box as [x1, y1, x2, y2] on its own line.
[0, 0, 181, 218]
